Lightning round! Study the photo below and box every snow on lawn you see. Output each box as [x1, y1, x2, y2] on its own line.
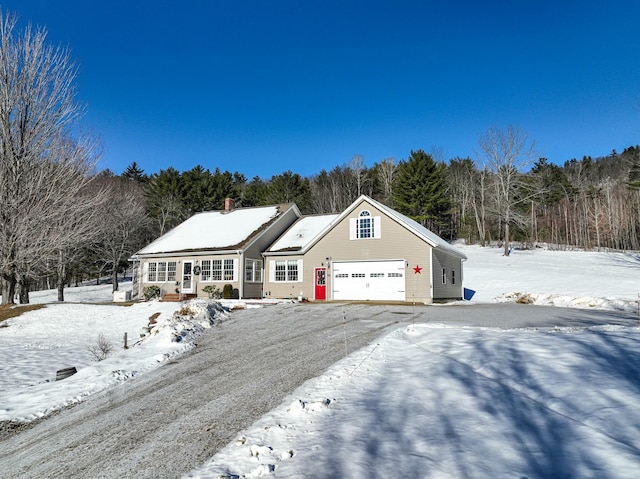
[0, 282, 229, 423]
[185, 246, 640, 478]
[1, 246, 639, 478]
[462, 244, 640, 311]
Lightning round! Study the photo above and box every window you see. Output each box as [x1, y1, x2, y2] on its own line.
[350, 211, 381, 240]
[201, 260, 212, 281]
[370, 273, 385, 278]
[245, 259, 263, 282]
[199, 259, 236, 282]
[442, 268, 447, 284]
[352, 273, 366, 278]
[273, 260, 301, 282]
[286, 260, 298, 281]
[452, 270, 456, 285]
[157, 262, 167, 282]
[357, 210, 373, 238]
[275, 261, 286, 282]
[224, 259, 234, 281]
[148, 262, 157, 282]
[212, 260, 222, 281]
[146, 261, 177, 283]
[388, 272, 403, 278]
[167, 262, 177, 282]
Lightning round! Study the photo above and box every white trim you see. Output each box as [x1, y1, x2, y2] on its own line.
[269, 260, 276, 282]
[429, 249, 434, 298]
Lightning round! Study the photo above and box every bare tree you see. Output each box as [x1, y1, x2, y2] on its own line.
[0, 11, 105, 303]
[349, 154, 367, 197]
[91, 176, 151, 292]
[478, 126, 536, 255]
[375, 157, 396, 206]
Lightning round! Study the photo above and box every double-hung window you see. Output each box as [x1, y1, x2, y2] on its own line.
[200, 259, 236, 282]
[223, 259, 234, 281]
[146, 261, 177, 282]
[201, 260, 212, 281]
[245, 259, 263, 282]
[272, 259, 302, 282]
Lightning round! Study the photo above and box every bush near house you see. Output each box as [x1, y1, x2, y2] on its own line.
[202, 285, 222, 299]
[143, 285, 161, 301]
[222, 284, 233, 299]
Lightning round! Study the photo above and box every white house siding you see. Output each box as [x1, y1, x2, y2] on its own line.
[431, 249, 464, 300]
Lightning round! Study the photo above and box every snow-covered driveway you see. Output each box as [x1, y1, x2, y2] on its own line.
[0, 302, 397, 478]
[0, 302, 635, 478]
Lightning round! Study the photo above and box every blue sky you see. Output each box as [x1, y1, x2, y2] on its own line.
[6, 0, 640, 178]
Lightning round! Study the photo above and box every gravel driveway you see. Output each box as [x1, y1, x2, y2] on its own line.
[0, 302, 634, 478]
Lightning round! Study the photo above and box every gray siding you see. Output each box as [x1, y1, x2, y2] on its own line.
[432, 249, 464, 300]
[242, 206, 300, 298]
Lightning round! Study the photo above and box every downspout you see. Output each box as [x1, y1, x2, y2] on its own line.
[238, 250, 244, 299]
[429, 249, 434, 302]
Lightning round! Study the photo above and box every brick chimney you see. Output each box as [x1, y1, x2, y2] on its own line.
[224, 197, 235, 212]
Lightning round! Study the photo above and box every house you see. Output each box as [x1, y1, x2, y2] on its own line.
[130, 199, 300, 300]
[130, 195, 466, 303]
[263, 195, 466, 303]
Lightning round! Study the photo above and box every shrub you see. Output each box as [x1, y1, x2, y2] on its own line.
[143, 285, 161, 301]
[88, 333, 114, 361]
[222, 284, 233, 299]
[202, 285, 222, 299]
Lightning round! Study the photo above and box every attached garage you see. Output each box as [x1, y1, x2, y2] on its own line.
[332, 260, 405, 301]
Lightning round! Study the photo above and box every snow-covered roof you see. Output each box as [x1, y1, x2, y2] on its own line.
[268, 214, 339, 252]
[135, 205, 286, 255]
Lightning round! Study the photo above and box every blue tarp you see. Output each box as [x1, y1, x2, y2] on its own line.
[463, 288, 475, 300]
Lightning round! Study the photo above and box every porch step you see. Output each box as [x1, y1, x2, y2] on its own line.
[160, 293, 197, 302]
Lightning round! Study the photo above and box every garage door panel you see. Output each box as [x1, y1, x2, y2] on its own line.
[332, 260, 405, 301]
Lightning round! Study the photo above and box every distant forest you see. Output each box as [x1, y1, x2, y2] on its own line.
[119, 142, 640, 253]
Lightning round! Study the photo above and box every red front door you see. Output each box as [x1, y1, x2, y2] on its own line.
[315, 267, 327, 300]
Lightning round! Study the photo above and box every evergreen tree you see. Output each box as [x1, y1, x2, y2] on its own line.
[242, 176, 269, 207]
[209, 167, 239, 209]
[393, 150, 451, 237]
[180, 165, 217, 212]
[122, 161, 148, 183]
[144, 167, 186, 235]
[267, 171, 312, 213]
[623, 146, 640, 190]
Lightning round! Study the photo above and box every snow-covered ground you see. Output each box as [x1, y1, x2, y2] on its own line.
[1, 245, 639, 478]
[0, 286, 232, 423]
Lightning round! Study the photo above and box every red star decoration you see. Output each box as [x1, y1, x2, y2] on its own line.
[413, 265, 422, 274]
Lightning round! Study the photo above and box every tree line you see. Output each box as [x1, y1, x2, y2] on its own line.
[1, 9, 638, 305]
[130, 136, 640, 256]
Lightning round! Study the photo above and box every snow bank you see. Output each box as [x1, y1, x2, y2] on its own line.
[0, 298, 228, 424]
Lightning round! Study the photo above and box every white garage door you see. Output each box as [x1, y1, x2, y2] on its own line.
[332, 260, 406, 301]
